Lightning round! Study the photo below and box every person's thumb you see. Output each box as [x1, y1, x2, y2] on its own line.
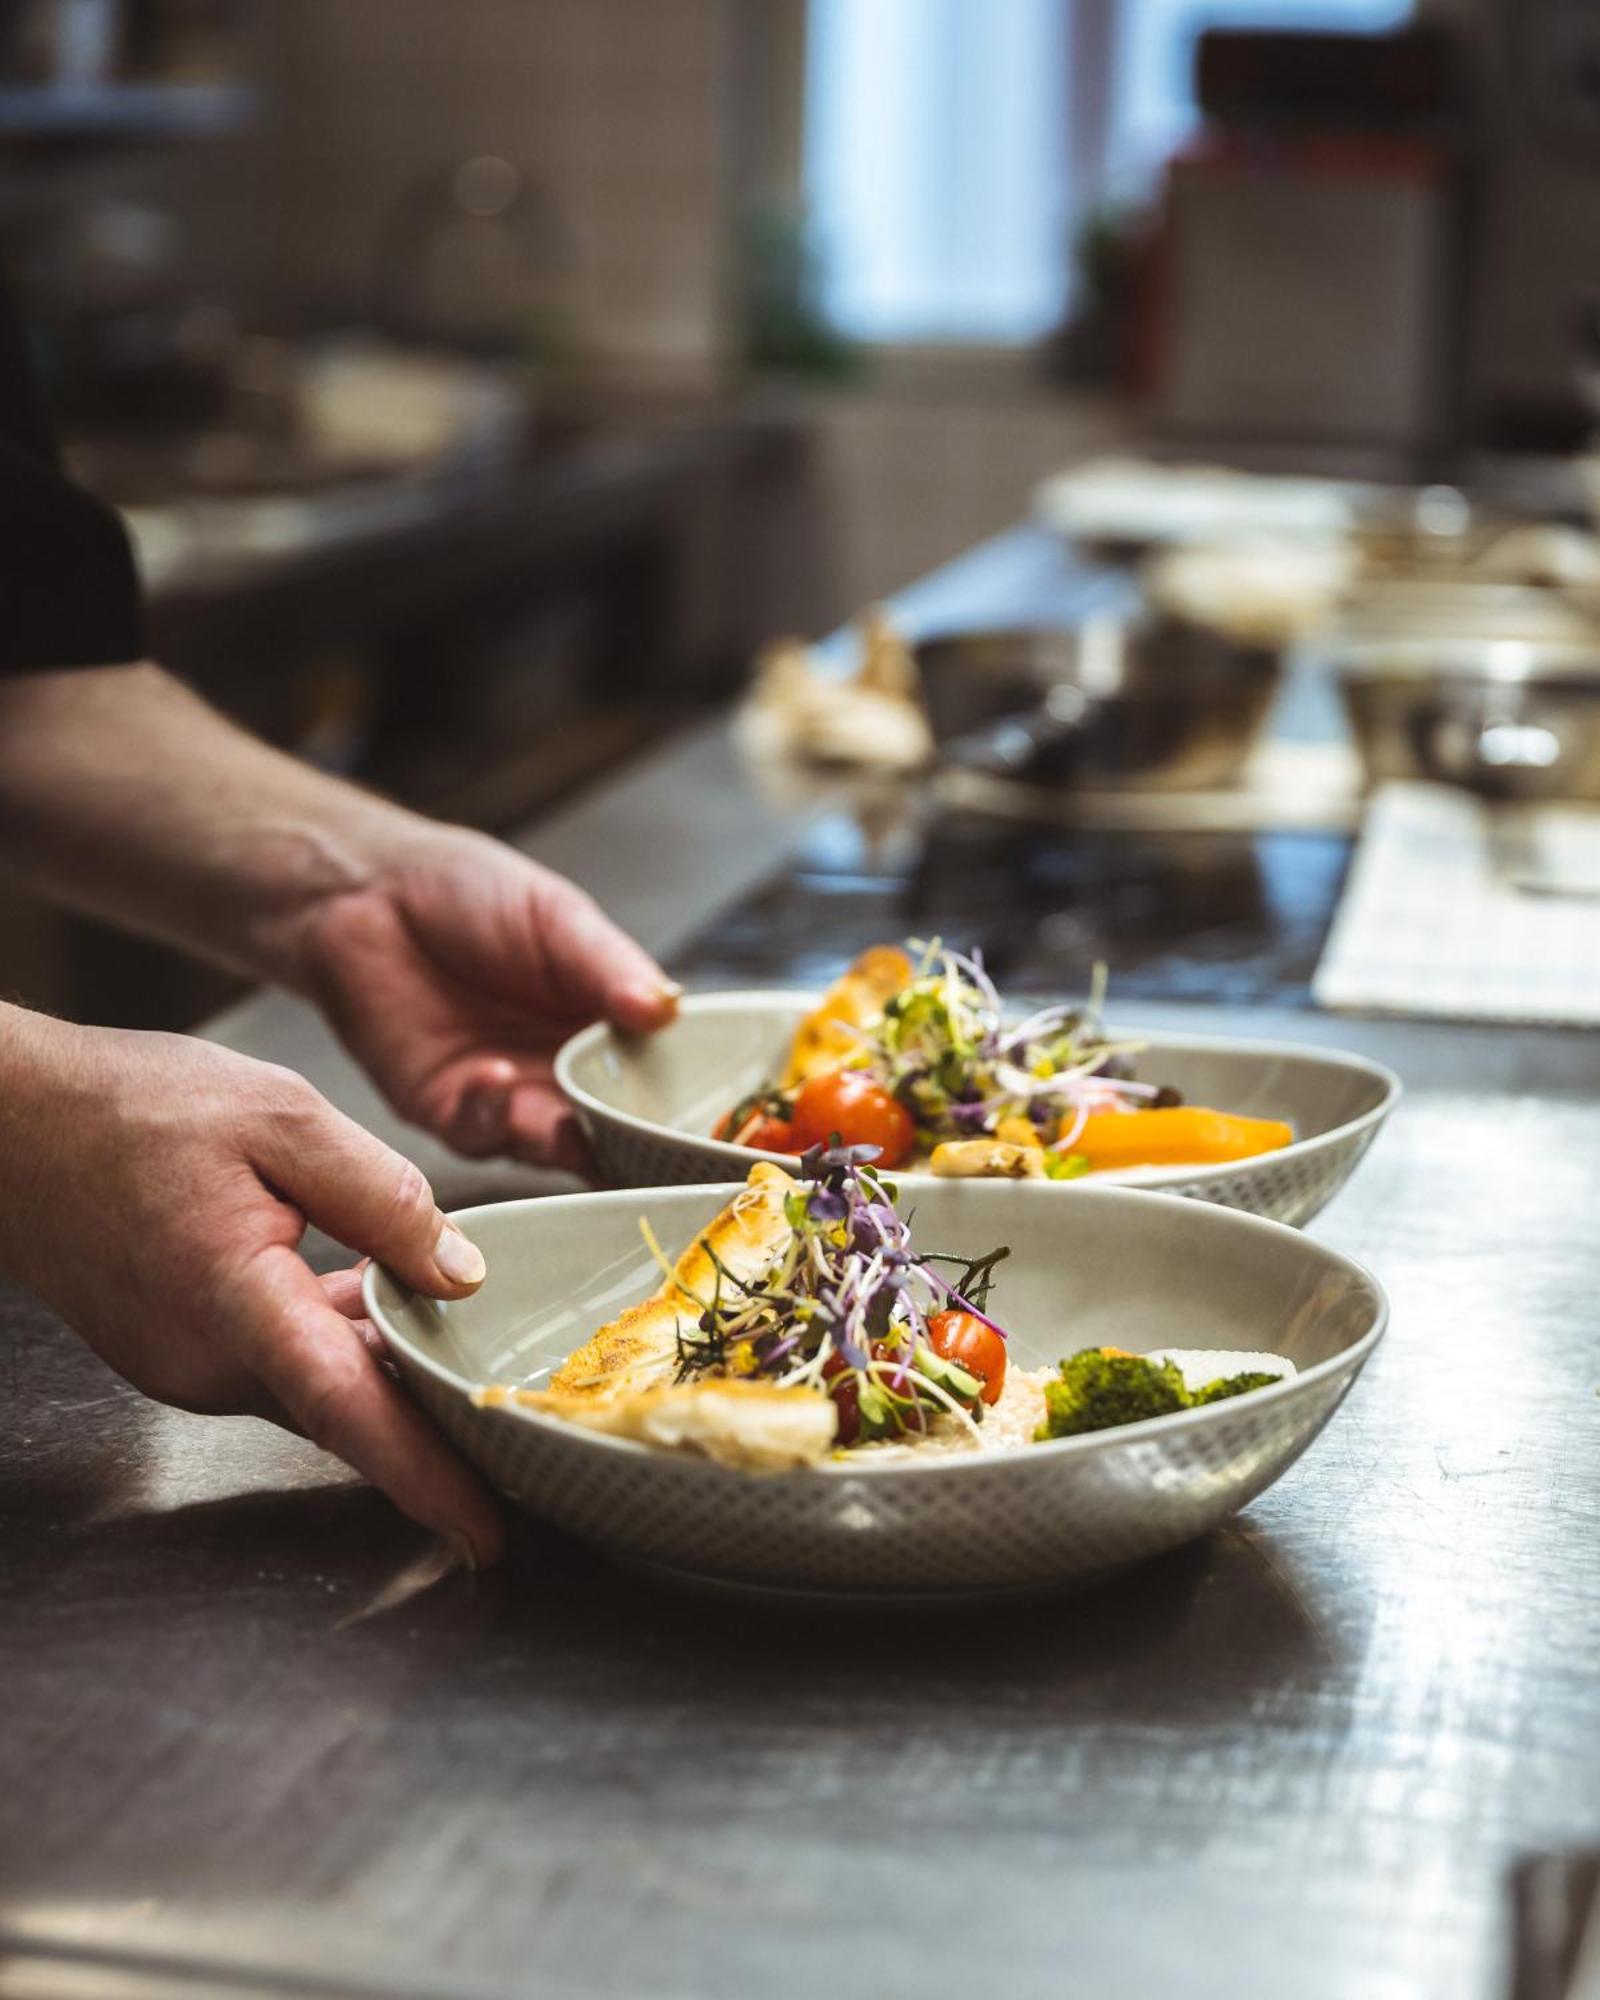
[249, 1071, 486, 1297]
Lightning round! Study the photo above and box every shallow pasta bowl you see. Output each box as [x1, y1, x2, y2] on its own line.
[364, 1179, 1386, 1597]
[555, 994, 1400, 1228]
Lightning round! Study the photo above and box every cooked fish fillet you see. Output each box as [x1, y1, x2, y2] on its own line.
[506, 1379, 837, 1471]
[780, 943, 914, 1088]
[547, 1161, 797, 1397]
[475, 1163, 837, 1470]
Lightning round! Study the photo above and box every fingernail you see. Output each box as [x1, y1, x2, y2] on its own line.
[435, 1222, 486, 1287]
[622, 979, 680, 1022]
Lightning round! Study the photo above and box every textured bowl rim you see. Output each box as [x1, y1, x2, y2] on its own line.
[364, 1179, 1389, 1482]
[553, 992, 1404, 1193]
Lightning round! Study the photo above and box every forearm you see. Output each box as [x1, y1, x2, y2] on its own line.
[0, 662, 426, 986]
[0, 998, 80, 1230]
[0, 659, 672, 1176]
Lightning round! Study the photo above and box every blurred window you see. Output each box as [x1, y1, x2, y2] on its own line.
[804, 0, 1071, 344]
[804, 0, 1414, 348]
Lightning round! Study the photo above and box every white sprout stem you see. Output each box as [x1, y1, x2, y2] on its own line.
[640, 1217, 714, 1313]
[859, 1204, 895, 1249]
[778, 1334, 836, 1391]
[1055, 1101, 1090, 1152]
[842, 1248, 887, 1348]
[769, 1238, 804, 1292]
[1052, 1039, 1148, 1082]
[1001, 1003, 1079, 1049]
[907, 933, 940, 977]
[1077, 1034, 1149, 1064]
[945, 946, 1003, 1021]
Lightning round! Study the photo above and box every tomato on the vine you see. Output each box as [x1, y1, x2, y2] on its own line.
[925, 1308, 1007, 1406]
[790, 1069, 915, 1168]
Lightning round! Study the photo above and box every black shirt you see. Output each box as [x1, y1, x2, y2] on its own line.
[0, 271, 145, 672]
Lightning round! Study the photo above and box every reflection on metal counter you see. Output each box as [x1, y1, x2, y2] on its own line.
[674, 806, 1351, 1010]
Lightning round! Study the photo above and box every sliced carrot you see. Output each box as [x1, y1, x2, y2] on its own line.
[1062, 1105, 1293, 1170]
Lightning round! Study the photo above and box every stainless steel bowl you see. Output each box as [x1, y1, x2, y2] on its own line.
[914, 617, 1281, 792]
[1335, 636, 1600, 801]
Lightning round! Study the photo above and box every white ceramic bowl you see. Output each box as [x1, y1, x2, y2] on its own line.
[364, 1180, 1387, 1598]
[555, 994, 1401, 1229]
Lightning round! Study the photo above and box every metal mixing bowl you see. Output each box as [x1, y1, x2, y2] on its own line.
[913, 617, 1282, 792]
[1335, 636, 1600, 801]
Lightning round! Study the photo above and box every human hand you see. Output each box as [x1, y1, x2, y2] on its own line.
[0, 667, 675, 1175]
[288, 826, 678, 1172]
[0, 1011, 504, 1565]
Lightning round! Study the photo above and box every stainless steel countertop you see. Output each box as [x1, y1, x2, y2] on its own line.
[4, 528, 1599, 2000]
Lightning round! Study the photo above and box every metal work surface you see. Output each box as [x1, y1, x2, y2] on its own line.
[4, 528, 1600, 2000]
[674, 807, 1353, 1008]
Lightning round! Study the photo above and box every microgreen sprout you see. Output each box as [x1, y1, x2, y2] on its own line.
[662, 1145, 1008, 1449]
[807, 942, 1162, 1157]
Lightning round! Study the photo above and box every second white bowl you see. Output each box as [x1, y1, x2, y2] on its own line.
[556, 993, 1400, 1228]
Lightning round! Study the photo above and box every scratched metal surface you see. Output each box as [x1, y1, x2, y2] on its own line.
[5, 529, 1600, 2000]
[4, 1035, 1599, 2000]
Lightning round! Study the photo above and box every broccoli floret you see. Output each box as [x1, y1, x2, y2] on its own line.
[1035, 1349, 1191, 1439]
[1034, 1350, 1284, 1440]
[1191, 1369, 1281, 1406]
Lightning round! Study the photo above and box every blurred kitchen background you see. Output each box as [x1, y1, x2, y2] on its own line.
[4, 0, 1598, 1027]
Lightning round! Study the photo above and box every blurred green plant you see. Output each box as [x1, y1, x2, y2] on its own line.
[1042, 200, 1149, 386]
[735, 196, 865, 383]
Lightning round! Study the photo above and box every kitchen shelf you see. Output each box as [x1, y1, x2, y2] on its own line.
[0, 81, 257, 140]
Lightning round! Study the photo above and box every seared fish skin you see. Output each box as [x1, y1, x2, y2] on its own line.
[483, 1163, 838, 1469]
[498, 1378, 837, 1471]
[547, 1162, 796, 1397]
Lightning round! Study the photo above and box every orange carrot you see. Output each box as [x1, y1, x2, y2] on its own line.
[1063, 1106, 1292, 1170]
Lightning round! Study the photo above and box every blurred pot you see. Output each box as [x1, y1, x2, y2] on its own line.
[1336, 636, 1600, 801]
[1337, 575, 1600, 649]
[914, 615, 1281, 792]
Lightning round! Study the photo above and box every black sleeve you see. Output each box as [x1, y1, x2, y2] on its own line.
[0, 269, 146, 673]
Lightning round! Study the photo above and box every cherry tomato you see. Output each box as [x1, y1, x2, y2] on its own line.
[822, 1350, 861, 1445]
[735, 1111, 798, 1153]
[791, 1070, 915, 1168]
[715, 1106, 799, 1153]
[925, 1308, 1007, 1406]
